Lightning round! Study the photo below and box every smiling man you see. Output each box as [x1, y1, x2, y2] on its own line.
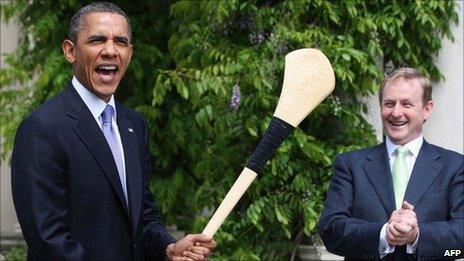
[11, 2, 215, 261]
[318, 68, 463, 260]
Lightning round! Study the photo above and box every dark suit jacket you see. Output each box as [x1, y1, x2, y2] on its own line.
[11, 83, 176, 261]
[317, 141, 463, 261]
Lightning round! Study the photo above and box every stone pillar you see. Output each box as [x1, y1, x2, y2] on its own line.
[1, 15, 23, 250]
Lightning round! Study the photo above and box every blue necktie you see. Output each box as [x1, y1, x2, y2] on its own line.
[101, 105, 128, 203]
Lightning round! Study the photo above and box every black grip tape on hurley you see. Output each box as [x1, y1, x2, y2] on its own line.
[246, 116, 295, 173]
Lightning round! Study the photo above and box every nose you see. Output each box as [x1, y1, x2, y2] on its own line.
[102, 40, 117, 57]
[391, 103, 403, 117]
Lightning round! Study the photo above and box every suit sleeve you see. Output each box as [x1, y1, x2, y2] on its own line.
[417, 159, 464, 260]
[11, 116, 87, 261]
[317, 154, 383, 259]
[139, 118, 176, 259]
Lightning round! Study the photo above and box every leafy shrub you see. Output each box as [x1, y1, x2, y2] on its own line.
[3, 246, 27, 261]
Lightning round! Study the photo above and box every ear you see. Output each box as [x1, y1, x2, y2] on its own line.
[423, 100, 434, 122]
[62, 39, 76, 63]
[127, 43, 134, 64]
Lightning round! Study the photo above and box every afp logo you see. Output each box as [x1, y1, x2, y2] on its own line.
[444, 249, 461, 257]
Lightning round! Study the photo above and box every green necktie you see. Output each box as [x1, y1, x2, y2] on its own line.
[392, 146, 409, 209]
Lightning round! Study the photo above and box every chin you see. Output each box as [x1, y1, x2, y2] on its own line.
[92, 87, 116, 101]
[95, 84, 117, 93]
[387, 132, 405, 143]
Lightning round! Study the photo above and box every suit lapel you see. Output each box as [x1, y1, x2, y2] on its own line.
[404, 141, 443, 206]
[362, 143, 396, 215]
[62, 85, 130, 217]
[116, 104, 143, 236]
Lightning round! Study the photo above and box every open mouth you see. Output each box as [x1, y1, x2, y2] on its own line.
[94, 64, 120, 84]
[95, 64, 119, 75]
[390, 121, 407, 127]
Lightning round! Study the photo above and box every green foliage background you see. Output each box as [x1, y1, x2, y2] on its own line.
[1, 0, 458, 259]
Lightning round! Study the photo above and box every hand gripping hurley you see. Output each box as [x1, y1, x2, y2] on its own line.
[202, 48, 335, 237]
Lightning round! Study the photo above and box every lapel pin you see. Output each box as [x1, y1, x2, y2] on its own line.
[128, 128, 134, 133]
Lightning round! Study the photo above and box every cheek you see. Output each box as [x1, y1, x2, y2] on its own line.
[121, 54, 131, 67]
[85, 56, 95, 68]
[80, 49, 98, 65]
[405, 110, 421, 120]
[74, 57, 89, 71]
[380, 109, 390, 118]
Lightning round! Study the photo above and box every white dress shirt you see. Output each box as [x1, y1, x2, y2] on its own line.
[72, 76, 128, 202]
[379, 135, 422, 257]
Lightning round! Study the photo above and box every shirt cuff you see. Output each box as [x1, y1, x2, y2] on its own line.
[406, 229, 419, 254]
[379, 223, 395, 258]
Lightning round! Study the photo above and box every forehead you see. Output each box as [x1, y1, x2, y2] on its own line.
[383, 78, 423, 98]
[79, 12, 130, 37]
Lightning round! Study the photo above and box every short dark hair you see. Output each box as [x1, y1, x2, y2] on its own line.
[68, 1, 132, 42]
[379, 67, 433, 106]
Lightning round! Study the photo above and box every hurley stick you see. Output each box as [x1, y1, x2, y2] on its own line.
[202, 48, 335, 237]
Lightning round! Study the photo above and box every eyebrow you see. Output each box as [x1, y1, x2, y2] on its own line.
[86, 35, 130, 43]
[114, 36, 129, 43]
[382, 98, 415, 103]
[400, 98, 415, 103]
[87, 35, 106, 42]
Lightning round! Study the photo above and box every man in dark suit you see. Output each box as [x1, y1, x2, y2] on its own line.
[11, 2, 215, 260]
[317, 68, 463, 260]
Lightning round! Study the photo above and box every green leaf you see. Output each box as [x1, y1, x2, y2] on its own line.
[275, 204, 289, 225]
[246, 117, 258, 137]
[341, 53, 351, 61]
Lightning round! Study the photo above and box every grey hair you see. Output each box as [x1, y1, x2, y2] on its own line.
[379, 67, 433, 106]
[68, 1, 132, 42]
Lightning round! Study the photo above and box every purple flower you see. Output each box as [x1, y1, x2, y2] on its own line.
[230, 84, 241, 111]
[249, 32, 266, 45]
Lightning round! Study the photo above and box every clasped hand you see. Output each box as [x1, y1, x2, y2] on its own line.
[166, 234, 217, 261]
[386, 201, 419, 246]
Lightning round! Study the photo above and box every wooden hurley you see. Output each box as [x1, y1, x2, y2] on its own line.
[202, 48, 336, 237]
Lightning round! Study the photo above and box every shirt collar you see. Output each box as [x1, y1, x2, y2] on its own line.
[72, 76, 117, 120]
[386, 135, 423, 158]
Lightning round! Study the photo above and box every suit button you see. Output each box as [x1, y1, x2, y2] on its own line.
[134, 243, 137, 249]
